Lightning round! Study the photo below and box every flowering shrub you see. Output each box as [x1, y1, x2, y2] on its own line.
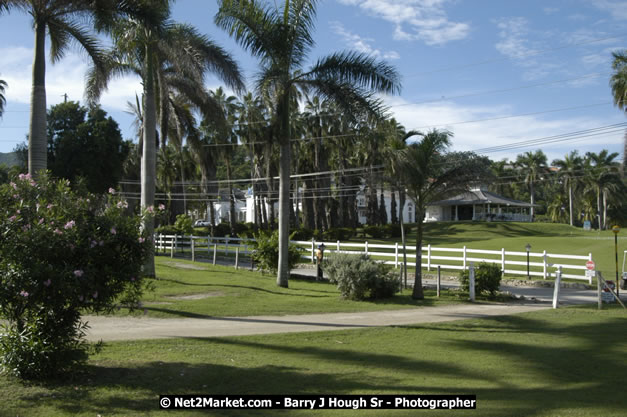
[0, 173, 151, 379]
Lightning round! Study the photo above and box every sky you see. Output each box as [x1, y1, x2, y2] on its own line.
[0, 0, 626, 164]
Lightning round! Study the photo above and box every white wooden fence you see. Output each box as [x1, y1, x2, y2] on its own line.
[154, 234, 594, 283]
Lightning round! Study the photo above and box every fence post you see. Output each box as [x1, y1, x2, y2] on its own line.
[207, 236, 211, 257]
[469, 261, 475, 302]
[337, 240, 340, 253]
[395, 242, 399, 268]
[365, 241, 369, 256]
[311, 238, 315, 263]
[158, 234, 163, 253]
[235, 247, 239, 270]
[501, 248, 506, 276]
[225, 238, 229, 256]
[597, 273, 602, 310]
[437, 265, 441, 298]
[553, 266, 562, 309]
[213, 244, 217, 265]
[543, 250, 547, 280]
[427, 244, 432, 271]
[170, 236, 175, 258]
[463, 246, 467, 270]
[191, 237, 195, 262]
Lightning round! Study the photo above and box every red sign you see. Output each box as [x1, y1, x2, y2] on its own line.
[586, 260, 595, 270]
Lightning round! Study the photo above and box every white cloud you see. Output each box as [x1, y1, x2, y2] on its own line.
[591, 0, 627, 20]
[330, 22, 400, 59]
[0, 47, 142, 110]
[336, 0, 470, 45]
[543, 7, 559, 15]
[383, 97, 624, 162]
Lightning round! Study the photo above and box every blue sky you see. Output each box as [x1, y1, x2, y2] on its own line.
[0, 0, 625, 164]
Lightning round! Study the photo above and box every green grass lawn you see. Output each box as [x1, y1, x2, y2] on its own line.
[2, 306, 625, 416]
[341, 222, 625, 278]
[123, 257, 469, 319]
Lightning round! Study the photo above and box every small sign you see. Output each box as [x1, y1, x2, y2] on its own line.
[586, 260, 595, 270]
[585, 269, 596, 278]
[583, 221, 591, 231]
[602, 292, 615, 303]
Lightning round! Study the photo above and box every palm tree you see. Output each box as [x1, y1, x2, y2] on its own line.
[552, 151, 583, 226]
[400, 130, 491, 299]
[584, 150, 621, 229]
[216, 0, 401, 287]
[0, 78, 6, 118]
[515, 150, 548, 219]
[87, 0, 244, 276]
[610, 50, 627, 176]
[0, 1, 120, 175]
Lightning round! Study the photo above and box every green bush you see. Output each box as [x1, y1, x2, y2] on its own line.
[155, 224, 178, 235]
[174, 214, 193, 235]
[192, 226, 210, 235]
[213, 223, 231, 237]
[324, 253, 400, 300]
[459, 262, 502, 296]
[250, 231, 303, 274]
[364, 225, 386, 239]
[322, 227, 355, 241]
[291, 227, 315, 241]
[0, 173, 150, 379]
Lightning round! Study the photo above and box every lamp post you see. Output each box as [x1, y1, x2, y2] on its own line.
[525, 243, 532, 279]
[612, 226, 620, 297]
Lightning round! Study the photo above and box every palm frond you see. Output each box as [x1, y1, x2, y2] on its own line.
[304, 51, 402, 95]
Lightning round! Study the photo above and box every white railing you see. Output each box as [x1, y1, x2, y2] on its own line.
[154, 234, 594, 283]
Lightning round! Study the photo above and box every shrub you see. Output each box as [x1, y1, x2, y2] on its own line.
[459, 262, 502, 296]
[324, 253, 400, 300]
[192, 226, 210, 235]
[250, 230, 303, 274]
[155, 224, 178, 235]
[213, 223, 231, 237]
[0, 174, 150, 379]
[291, 227, 315, 241]
[322, 227, 355, 241]
[174, 214, 193, 235]
[364, 225, 386, 239]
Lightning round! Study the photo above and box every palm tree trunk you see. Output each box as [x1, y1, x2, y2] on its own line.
[141, 44, 157, 277]
[399, 189, 407, 287]
[603, 190, 608, 229]
[277, 138, 291, 288]
[568, 184, 573, 226]
[597, 187, 602, 230]
[530, 182, 535, 220]
[226, 159, 235, 234]
[412, 205, 425, 299]
[28, 22, 47, 176]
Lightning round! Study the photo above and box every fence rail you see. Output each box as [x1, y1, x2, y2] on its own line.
[154, 234, 594, 283]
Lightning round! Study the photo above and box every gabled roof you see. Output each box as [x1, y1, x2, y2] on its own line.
[428, 189, 535, 207]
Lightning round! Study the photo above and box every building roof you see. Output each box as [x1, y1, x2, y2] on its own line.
[428, 189, 535, 207]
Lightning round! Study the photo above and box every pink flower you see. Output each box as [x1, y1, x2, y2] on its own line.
[54, 228, 63, 235]
[10, 182, 17, 190]
[158, 204, 166, 211]
[38, 218, 44, 225]
[44, 279, 52, 287]
[18, 173, 31, 180]
[19, 290, 29, 297]
[47, 204, 54, 209]
[64, 220, 75, 230]
[110, 227, 116, 235]
[146, 206, 155, 214]
[92, 291, 98, 299]
[90, 240, 98, 248]
[108, 187, 116, 194]
[138, 237, 145, 243]
[73, 270, 84, 278]
[8, 215, 16, 222]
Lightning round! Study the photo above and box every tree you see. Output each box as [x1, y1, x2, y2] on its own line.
[87, 0, 244, 276]
[216, 0, 401, 287]
[515, 150, 548, 219]
[610, 50, 627, 176]
[400, 130, 491, 299]
[584, 150, 621, 229]
[46, 101, 129, 193]
[0, 78, 6, 118]
[0, 1, 129, 176]
[552, 151, 583, 226]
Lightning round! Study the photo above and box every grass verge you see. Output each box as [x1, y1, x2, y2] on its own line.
[1, 305, 625, 416]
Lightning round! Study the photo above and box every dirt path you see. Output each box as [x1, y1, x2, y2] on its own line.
[85, 302, 549, 342]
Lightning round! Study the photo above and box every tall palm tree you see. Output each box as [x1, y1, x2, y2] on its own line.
[88, 0, 244, 276]
[610, 50, 627, 176]
[400, 130, 491, 299]
[515, 150, 548, 219]
[0, 0, 120, 175]
[552, 151, 583, 226]
[216, 0, 401, 287]
[584, 150, 621, 229]
[0, 78, 6, 118]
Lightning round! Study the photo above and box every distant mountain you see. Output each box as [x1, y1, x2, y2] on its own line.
[0, 152, 19, 167]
